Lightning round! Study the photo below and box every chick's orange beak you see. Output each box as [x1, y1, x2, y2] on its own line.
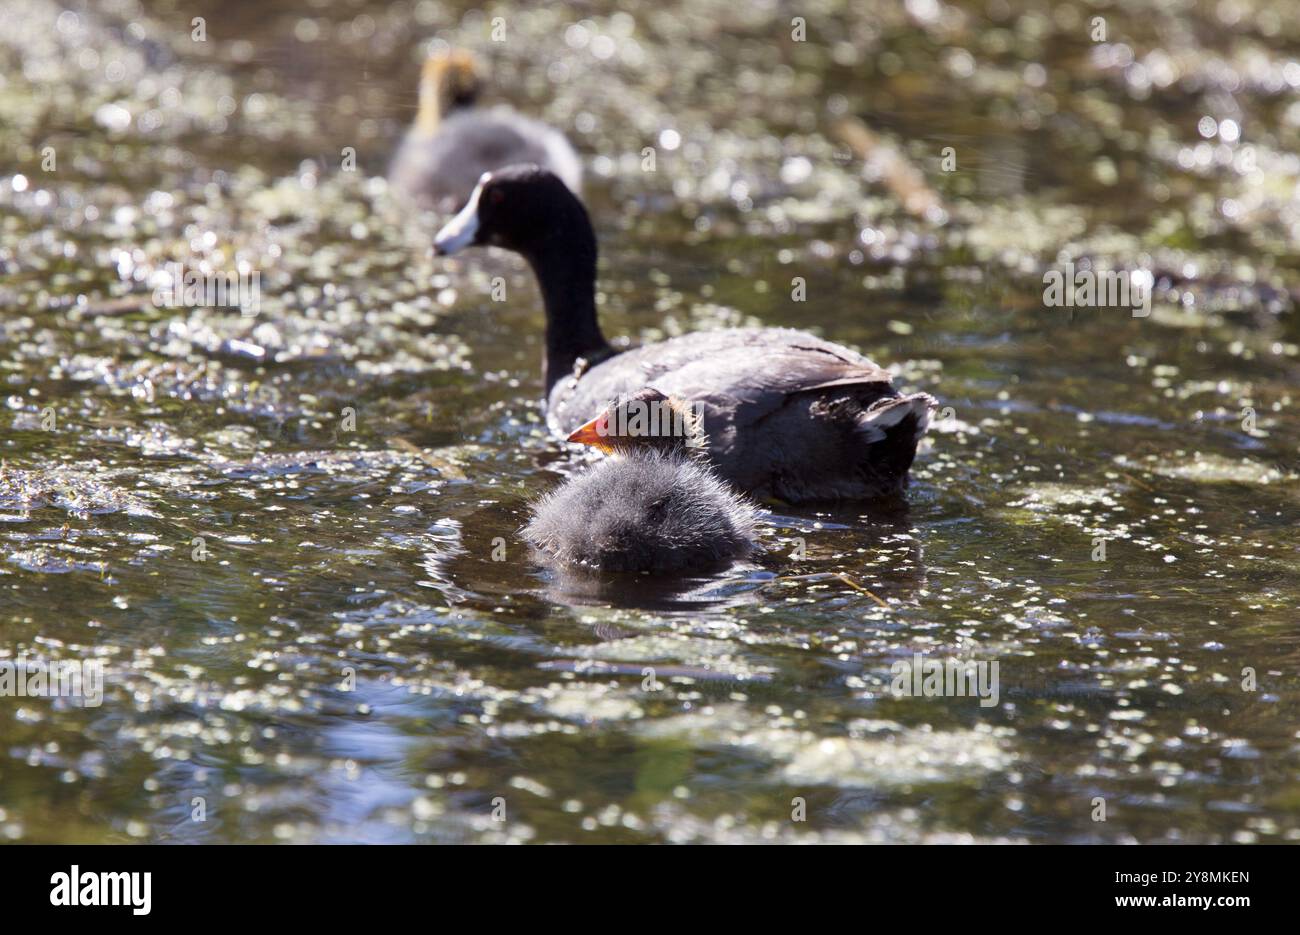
[567, 415, 612, 451]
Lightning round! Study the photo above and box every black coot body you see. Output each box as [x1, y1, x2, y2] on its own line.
[433, 165, 936, 503]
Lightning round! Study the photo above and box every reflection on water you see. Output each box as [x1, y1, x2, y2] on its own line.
[529, 560, 772, 612]
[0, 0, 1297, 843]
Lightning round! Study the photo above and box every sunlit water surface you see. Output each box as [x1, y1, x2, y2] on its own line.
[0, 0, 1297, 842]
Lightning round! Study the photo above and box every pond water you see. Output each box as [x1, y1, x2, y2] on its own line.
[0, 0, 1297, 843]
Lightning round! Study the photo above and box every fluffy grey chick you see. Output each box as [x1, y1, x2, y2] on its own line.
[524, 389, 759, 573]
[388, 49, 581, 211]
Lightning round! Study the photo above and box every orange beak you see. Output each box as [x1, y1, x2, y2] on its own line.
[566, 415, 612, 452]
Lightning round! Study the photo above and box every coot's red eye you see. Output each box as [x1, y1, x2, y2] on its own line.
[489, 189, 505, 205]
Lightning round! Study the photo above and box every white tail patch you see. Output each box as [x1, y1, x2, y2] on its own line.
[856, 393, 937, 443]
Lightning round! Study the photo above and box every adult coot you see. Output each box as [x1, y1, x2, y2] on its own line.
[435, 165, 935, 502]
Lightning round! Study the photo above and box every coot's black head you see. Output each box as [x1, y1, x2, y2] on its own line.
[432, 164, 587, 258]
[567, 388, 707, 457]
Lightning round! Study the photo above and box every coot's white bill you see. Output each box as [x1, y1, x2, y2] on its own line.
[432, 173, 489, 255]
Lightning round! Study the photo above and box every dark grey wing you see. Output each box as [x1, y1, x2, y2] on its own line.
[547, 327, 895, 438]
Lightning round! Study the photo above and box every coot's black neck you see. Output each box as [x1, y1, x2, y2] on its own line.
[522, 201, 610, 396]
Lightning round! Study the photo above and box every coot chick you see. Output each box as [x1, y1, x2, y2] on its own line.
[524, 390, 759, 573]
[433, 165, 936, 503]
[388, 50, 582, 211]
